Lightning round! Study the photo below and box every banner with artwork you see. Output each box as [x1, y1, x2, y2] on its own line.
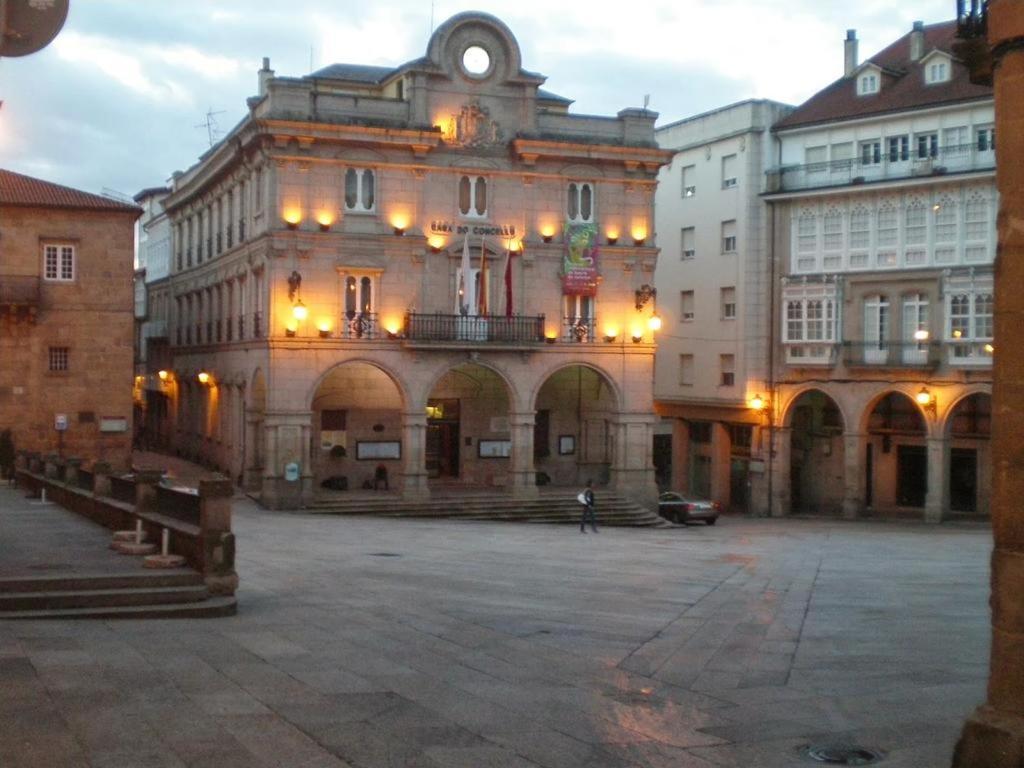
[561, 222, 599, 296]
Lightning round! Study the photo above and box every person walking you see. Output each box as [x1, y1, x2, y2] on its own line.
[579, 479, 598, 533]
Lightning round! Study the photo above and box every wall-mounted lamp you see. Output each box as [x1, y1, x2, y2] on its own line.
[603, 327, 619, 343]
[632, 226, 648, 247]
[914, 329, 930, 341]
[631, 332, 644, 344]
[635, 284, 657, 312]
[985, 343, 995, 354]
[283, 209, 302, 229]
[606, 230, 619, 245]
[197, 371, 212, 385]
[292, 300, 308, 322]
[428, 235, 445, 254]
[393, 225, 406, 236]
[317, 320, 331, 339]
[916, 386, 937, 415]
[157, 370, 169, 381]
[540, 226, 555, 244]
[648, 313, 662, 332]
[749, 393, 770, 412]
[545, 330, 558, 344]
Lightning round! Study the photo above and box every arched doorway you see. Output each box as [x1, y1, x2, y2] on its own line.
[787, 389, 845, 514]
[311, 362, 405, 492]
[865, 392, 927, 510]
[425, 363, 512, 486]
[534, 365, 618, 488]
[947, 392, 992, 515]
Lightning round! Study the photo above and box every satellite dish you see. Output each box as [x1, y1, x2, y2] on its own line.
[0, 0, 70, 58]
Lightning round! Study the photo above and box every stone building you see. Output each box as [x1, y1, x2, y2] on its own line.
[0, 169, 140, 468]
[653, 99, 793, 514]
[140, 12, 671, 509]
[763, 20, 995, 521]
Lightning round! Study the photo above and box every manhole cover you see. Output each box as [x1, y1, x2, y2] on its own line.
[366, 552, 401, 558]
[803, 744, 883, 765]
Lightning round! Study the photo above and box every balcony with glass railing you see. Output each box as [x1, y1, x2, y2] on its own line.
[768, 142, 996, 193]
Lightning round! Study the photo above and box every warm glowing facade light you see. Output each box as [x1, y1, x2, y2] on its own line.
[292, 300, 308, 321]
[157, 370, 169, 381]
[316, 211, 334, 231]
[648, 313, 662, 332]
[749, 393, 768, 411]
[283, 208, 302, 228]
[197, 371, 211, 385]
[914, 329, 930, 341]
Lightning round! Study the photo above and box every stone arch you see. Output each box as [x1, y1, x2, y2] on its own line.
[861, 389, 929, 511]
[528, 360, 622, 413]
[942, 389, 992, 517]
[941, 386, 993, 438]
[419, 357, 519, 412]
[784, 388, 846, 515]
[780, 385, 849, 431]
[858, 387, 929, 435]
[306, 358, 410, 413]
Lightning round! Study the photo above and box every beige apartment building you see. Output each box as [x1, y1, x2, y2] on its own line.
[764, 21, 995, 521]
[138, 12, 671, 509]
[0, 169, 139, 468]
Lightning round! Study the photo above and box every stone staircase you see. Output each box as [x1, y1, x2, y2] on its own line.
[0, 571, 237, 620]
[304, 490, 670, 527]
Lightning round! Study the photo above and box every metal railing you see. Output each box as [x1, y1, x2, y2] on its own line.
[769, 142, 996, 192]
[842, 341, 941, 368]
[252, 312, 262, 339]
[0, 275, 40, 305]
[404, 313, 546, 343]
[237, 314, 245, 341]
[562, 316, 596, 342]
[342, 312, 378, 339]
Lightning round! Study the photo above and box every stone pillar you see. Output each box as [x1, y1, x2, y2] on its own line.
[671, 419, 690, 493]
[769, 426, 791, 517]
[133, 469, 164, 513]
[243, 410, 261, 489]
[299, 421, 314, 504]
[509, 411, 538, 498]
[401, 411, 429, 500]
[92, 461, 113, 498]
[842, 432, 866, 520]
[954, 5, 1024, 764]
[709, 422, 731, 508]
[924, 436, 950, 524]
[259, 415, 310, 509]
[43, 454, 59, 479]
[608, 414, 659, 509]
[198, 478, 238, 595]
[65, 458, 82, 487]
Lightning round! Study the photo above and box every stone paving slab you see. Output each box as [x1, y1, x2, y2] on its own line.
[0, 485, 992, 768]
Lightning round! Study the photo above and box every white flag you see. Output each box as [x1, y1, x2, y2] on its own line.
[459, 234, 471, 315]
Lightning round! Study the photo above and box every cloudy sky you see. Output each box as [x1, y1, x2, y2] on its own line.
[0, 0, 956, 198]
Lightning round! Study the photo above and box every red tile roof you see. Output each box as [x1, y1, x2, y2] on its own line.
[0, 169, 141, 213]
[774, 20, 992, 131]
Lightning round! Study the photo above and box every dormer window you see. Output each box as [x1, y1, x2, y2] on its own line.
[857, 72, 879, 95]
[923, 53, 952, 85]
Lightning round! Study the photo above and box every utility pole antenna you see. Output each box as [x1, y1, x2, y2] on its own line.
[194, 108, 226, 148]
[643, 94, 650, 110]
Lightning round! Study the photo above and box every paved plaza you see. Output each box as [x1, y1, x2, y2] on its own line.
[0, 487, 991, 767]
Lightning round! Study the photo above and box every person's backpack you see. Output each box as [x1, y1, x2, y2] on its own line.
[576, 491, 588, 505]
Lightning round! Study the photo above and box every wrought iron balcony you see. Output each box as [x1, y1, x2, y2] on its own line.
[768, 142, 995, 193]
[403, 313, 546, 344]
[842, 341, 941, 368]
[0, 275, 40, 321]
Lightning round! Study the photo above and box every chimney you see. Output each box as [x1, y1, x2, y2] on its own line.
[844, 29, 858, 77]
[258, 57, 274, 97]
[910, 21, 925, 61]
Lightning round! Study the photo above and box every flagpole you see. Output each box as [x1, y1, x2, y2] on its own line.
[479, 235, 487, 316]
[459, 234, 471, 315]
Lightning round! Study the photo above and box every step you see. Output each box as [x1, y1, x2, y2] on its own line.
[0, 595, 238, 620]
[0, 585, 209, 612]
[0, 571, 204, 594]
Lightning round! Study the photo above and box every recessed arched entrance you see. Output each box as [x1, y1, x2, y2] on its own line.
[946, 392, 992, 515]
[865, 392, 927, 510]
[425, 362, 512, 487]
[786, 389, 845, 515]
[533, 364, 618, 488]
[311, 362, 405, 492]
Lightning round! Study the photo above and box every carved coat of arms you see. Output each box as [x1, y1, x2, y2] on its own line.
[445, 102, 503, 148]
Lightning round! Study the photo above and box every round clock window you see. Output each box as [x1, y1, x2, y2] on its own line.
[462, 45, 491, 77]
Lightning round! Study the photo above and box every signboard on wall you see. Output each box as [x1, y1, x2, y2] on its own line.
[561, 222, 599, 296]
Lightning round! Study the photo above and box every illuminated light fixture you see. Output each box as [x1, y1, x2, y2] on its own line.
[749, 393, 769, 412]
[385, 321, 402, 340]
[632, 226, 647, 246]
[283, 209, 302, 229]
[317, 320, 331, 339]
[933, 203, 942, 212]
[197, 371, 211, 385]
[292, 300, 309, 322]
[952, 329, 963, 339]
[391, 214, 409, 236]
[648, 313, 662, 332]
[508, 238, 522, 253]
[985, 343, 995, 354]
[632, 331, 644, 344]
[603, 327, 619, 343]
[545, 330, 557, 344]
[606, 229, 619, 245]
[393, 224, 406, 236]
[285, 319, 298, 337]
[316, 211, 334, 232]
[157, 370, 169, 381]
[914, 329, 930, 341]
[916, 386, 936, 414]
[428, 235, 445, 254]
[540, 225, 555, 244]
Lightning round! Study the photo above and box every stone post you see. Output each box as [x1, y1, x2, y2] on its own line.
[924, 436, 950, 524]
[27, 452, 42, 474]
[65, 458, 82, 487]
[841, 432, 866, 520]
[198, 477, 238, 595]
[953, 4, 1024, 764]
[401, 411, 429, 500]
[133, 469, 165, 514]
[508, 411, 538, 498]
[671, 419, 690, 493]
[92, 461, 113, 498]
[44, 454, 59, 479]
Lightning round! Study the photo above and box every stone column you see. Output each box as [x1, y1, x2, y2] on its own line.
[92, 461, 113, 498]
[198, 478, 238, 595]
[769, 426, 791, 517]
[671, 419, 690, 493]
[401, 411, 429, 500]
[924, 435, 950, 524]
[243, 410, 261, 490]
[709, 422, 731, 508]
[842, 432, 866, 520]
[608, 414, 659, 509]
[508, 411, 538, 499]
[133, 469, 164, 514]
[65, 458, 82, 488]
[954, 5, 1024, 763]
[300, 421, 314, 505]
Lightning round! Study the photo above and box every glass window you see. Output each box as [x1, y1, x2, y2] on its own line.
[681, 227, 695, 260]
[721, 220, 737, 253]
[721, 154, 738, 188]
[916, 133, 938, 159]
[43, 244, 75, 282]
[721, 287, 735, 320]
[344, 168, 375, 212]
[680, 290, 694, 321]
[681, 165, 695, 197]
[719, 355, 735, 387]
[566, 182, 594, 223]
[459, 175, 487, 218]
[679, 355, 694, 386]
[888, 136, 909, 162]
[48, 347, 69, 371]
[860, 140, 881, 165]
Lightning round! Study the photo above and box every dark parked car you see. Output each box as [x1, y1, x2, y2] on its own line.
[658, 492, 720, 525]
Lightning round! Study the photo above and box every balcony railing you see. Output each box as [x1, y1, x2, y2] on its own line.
[404, 313, 546, 344]
[768, 143, 996, 193]
[237, 314, 245, 341]
[562, 316, 596, 343]
[342, 312, 378, 339]
[0, 275, 41, 307]
[843, 341, 941, 368]
[252, 311, 263, 339]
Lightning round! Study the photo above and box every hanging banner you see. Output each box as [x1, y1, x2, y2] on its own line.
[561, 222, 599, 296]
